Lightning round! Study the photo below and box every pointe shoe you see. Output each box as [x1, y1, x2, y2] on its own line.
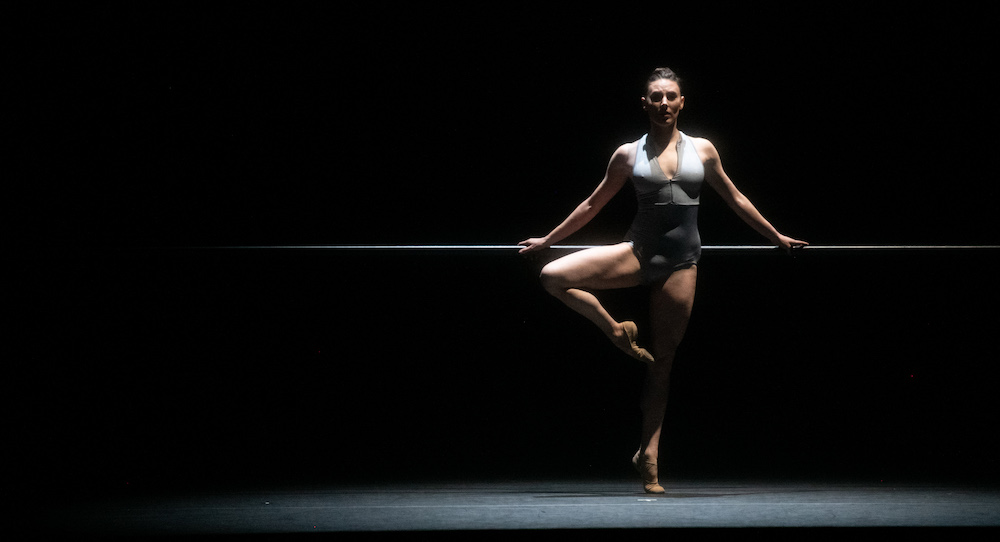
[632, 452, 666, 494]
[620, 321, 655, 364]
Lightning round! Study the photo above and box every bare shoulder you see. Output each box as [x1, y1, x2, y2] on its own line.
[615, 139, 641, 160]
[689, 136, 721, 164]
[608, 140, 639, 175]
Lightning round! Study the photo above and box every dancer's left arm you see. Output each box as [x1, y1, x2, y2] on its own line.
[697, 138, 808, 253]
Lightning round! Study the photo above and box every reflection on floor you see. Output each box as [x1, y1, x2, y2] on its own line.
[36, 478, 1000, 537]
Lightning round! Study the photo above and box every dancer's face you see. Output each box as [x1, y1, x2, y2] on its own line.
[642, 79, 684, 128]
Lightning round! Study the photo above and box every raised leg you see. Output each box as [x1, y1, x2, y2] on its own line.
[538, 243, 650, 361]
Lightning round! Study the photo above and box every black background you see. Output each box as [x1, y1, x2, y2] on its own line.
[11, 4, 999, 500]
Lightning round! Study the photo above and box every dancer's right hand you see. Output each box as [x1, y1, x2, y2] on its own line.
[518, 237, 551, 254]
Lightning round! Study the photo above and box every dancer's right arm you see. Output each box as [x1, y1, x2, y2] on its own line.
[519, 144, 633, 254]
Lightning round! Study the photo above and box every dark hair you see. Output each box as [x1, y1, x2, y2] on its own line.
[645, 67, 683, 95]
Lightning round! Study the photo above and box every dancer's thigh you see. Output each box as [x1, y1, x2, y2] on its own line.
[541, 243, 642, 290]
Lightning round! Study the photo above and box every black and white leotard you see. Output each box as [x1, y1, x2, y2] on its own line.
[625, 132, 704, 284]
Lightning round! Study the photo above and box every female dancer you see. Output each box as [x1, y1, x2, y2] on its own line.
[518, 67, 807, 493]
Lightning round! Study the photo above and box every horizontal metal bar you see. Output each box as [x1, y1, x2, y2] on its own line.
[188, 244, 1000, 251]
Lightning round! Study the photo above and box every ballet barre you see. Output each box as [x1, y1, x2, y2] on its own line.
[192, 245, 1000, 251]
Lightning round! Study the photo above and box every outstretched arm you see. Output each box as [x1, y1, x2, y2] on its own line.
[698, 139, 808, 252]
[519, 144, 633, 254]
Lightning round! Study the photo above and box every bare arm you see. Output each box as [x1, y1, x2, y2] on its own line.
[697, 139, 808, 252]
[518, 144, 634, 253]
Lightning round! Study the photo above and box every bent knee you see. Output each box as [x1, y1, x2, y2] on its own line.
[539, 264, 567, 294]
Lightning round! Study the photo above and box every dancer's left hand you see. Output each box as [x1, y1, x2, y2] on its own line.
[777, 234, 809, 254]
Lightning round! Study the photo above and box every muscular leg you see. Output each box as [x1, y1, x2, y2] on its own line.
[636, 265, 697, 486]
[538, 243, 645, 355]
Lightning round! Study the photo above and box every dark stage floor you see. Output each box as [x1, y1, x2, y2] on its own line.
[33, 478, 1000, 538]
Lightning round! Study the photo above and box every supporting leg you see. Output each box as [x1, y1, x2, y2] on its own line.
[634, 265, 697, 492]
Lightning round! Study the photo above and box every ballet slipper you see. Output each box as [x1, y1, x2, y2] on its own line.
[620, 321, 655, 364]
[632, 451, 666, 494]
